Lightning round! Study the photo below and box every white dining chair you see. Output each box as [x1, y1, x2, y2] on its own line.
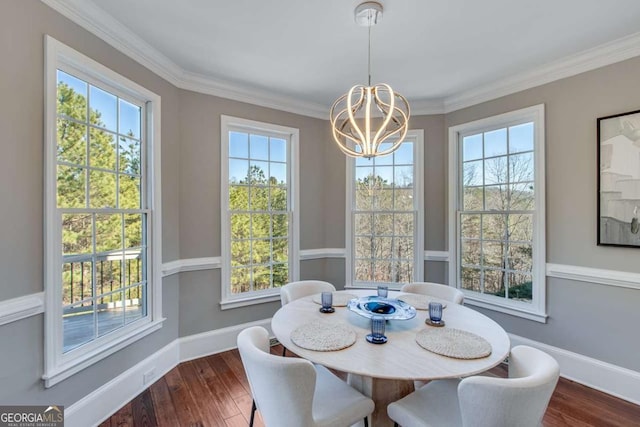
[401, 282, 465, 305]
[387, 345, 560, 427]
[238, 326, 374, 427]
[280, 280, 336, 356]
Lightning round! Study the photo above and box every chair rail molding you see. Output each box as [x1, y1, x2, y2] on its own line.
[424, 250, 450, 262]
[299, 248, 346, 260]
[0, 292, 45, 326]
[161, 257, 222, 277]
[546, 263, 640, 290]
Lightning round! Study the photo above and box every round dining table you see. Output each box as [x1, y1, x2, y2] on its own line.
[271, 289, 511, 426]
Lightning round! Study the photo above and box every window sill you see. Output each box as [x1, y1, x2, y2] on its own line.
[220, 293, 281, 310]
[43, 318, 165, 388]
[464, 296, 548, 323]
[345, 284, 403, 291]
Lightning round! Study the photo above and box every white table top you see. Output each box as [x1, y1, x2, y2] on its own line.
[271, 289, 511, 381]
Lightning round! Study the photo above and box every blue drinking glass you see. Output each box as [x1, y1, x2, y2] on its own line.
[428, 302, 443, 323]
[377, 286, 388, 298]
[366, 315, 388, 344]
[319, 291, 335, 313]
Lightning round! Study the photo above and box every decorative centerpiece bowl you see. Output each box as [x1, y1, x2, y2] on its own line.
[347, 296, 417, 321]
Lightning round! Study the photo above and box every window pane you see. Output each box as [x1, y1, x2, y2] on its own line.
[229, 132, 248, 158]
[90, 128, 117, 170]
[373, 213, 393, 236]
[509, 152, 534, 183]
[252, 239, 270, 264]
[270, 186, 287, 211]
[63, 301, 94, 352]
[249, 134, 269, 160]
[509, 123, 534, 154]
[253, 265, 271, 290]
[62, 261, 92, 305]
[57, 119, 87, 165]
[394, 236, 414, 260]
[461, 240, 481, 266]
[509, 182, 535, 211]
[273, 239, 288, 262]
[463, 134, 482, 161]
[463, 187, 483, 211]
[249, 186, 268, 210]
[62, 213, 92, 255]
[57, 165, 86, 208]
[230, 214, 250, 239]
[374, 166, 394, 185]
[507, 243, 533, 272]
[354, 213, 372, 235]
[124, 253, 143, 286]
[57, 70, 87, 121]
[270, 138, 286, 162]
[373, 189, 393, 210]
[89, 170, 117, 208]
[89, 86, 117, 132]
[460, 214, 481, 239]
[119, 175, 141, 209]
[374, 145, 393, 166]
[394, 213, 414, 236]
[485, 185, 508, 210]
[373, 260, 392, 282]
[96, 258, 123, 295]
[355, 259, 373, 281]
[249, 161, 269, 184]
[229, 185, 249, 211]
[251, 214, 270, 238]
[393, 166, 413, 188]
[269, 162, 287, 185]
[394, 142, 413, 164]
[272, 214, 288, 238]
[394, 189, 413, 211]
[355, 236, 372, 258]
[229, 159, 249, 184]
[231, 240, 250, 266]
[484, 128, 507, 157]
[484, 269, 505, 297]
[508, 214, 533, 241]
[124, 214, 143, 248]
[97, 292, 124, 337]
[95, 213, 122, 253]
[394, 260, 413, 283]
[484, 156, 508, 185]
[125, 284, 145, 324]
[272, 263, 288, 287]
[482, 214, 506, 240]
[231, 268, 250, 294]
[119, 99, 141, 139]
[463, 160, 483, 186]
[119, 137, 141, 175]
[508, 273, 532, 301]
[461, 267, 480, 291]
[482, 241, 505, 268]
[372, 237, 392, 259]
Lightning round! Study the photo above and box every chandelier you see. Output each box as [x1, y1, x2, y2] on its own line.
[330, 1, 410, 159]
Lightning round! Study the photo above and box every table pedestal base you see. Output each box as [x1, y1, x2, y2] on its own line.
[348, 374, 415, 426]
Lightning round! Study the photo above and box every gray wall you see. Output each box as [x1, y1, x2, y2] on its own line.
[0, 0, 180, 405]
[446, 56, 640, 371]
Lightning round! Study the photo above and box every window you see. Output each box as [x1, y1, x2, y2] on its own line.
[448, 105, 546, 322]
[220, 116, 299, 309]
[346, 130, 424, 289]
[44, 37, 162, 387]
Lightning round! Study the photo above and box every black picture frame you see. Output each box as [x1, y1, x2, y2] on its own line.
[597, 109, 640, 247]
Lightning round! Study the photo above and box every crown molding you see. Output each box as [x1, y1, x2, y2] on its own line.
[42, 1, 640, 118]
[444, 31, 640, 113]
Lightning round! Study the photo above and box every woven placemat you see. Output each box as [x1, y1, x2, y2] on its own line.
[396, 294, 448, 310]
[416, 328, 492, 359]
[311, 291, 358, 307]
[290, 320, 357, 351]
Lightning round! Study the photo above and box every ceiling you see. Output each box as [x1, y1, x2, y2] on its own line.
[48, 0, 640, 116]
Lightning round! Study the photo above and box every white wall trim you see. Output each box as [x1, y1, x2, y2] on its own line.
[547, 263, 640, 291]
[0, 292, 45, 326]
[444, 31, 640, 113]
[161, 257, 222, 277]
[40, 1, 640, 119]
[65, 319, 273, 427]
[179, 318, 273, 362]
[65, 340, 179, 427]
[424, 250, 450, 262]
[509, 333, 640, 406]
[300, 248, 346, 260]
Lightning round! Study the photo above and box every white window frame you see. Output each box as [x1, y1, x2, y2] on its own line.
[345, 129, 425, 290]
[43, 36, 163, 387]
[448, 104, 547, 322]
[220, 115, 300, 309]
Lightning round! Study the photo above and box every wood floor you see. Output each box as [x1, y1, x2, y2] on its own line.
[99, 344, 640, 427]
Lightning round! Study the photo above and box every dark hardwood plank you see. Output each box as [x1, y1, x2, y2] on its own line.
[164, 366, 204, 427]
[131, 389, 158, 427]
[99, 347, 640, 427]
[178, 361, 227, 426]
[148, 377, 180, 427]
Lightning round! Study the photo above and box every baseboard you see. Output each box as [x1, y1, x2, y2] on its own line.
[178, 318, 273, 362]
[509, 333, 640, 405]
[65, 340, 179, 427]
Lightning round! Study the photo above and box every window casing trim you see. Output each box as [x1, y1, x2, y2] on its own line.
[345, 130, 425, 289]
[220, 115, 300, 307]
[43, 36, 163, 387]
[447, 104, 546, 322]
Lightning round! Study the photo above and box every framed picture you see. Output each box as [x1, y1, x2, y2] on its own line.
[597, 109, 640, 247]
